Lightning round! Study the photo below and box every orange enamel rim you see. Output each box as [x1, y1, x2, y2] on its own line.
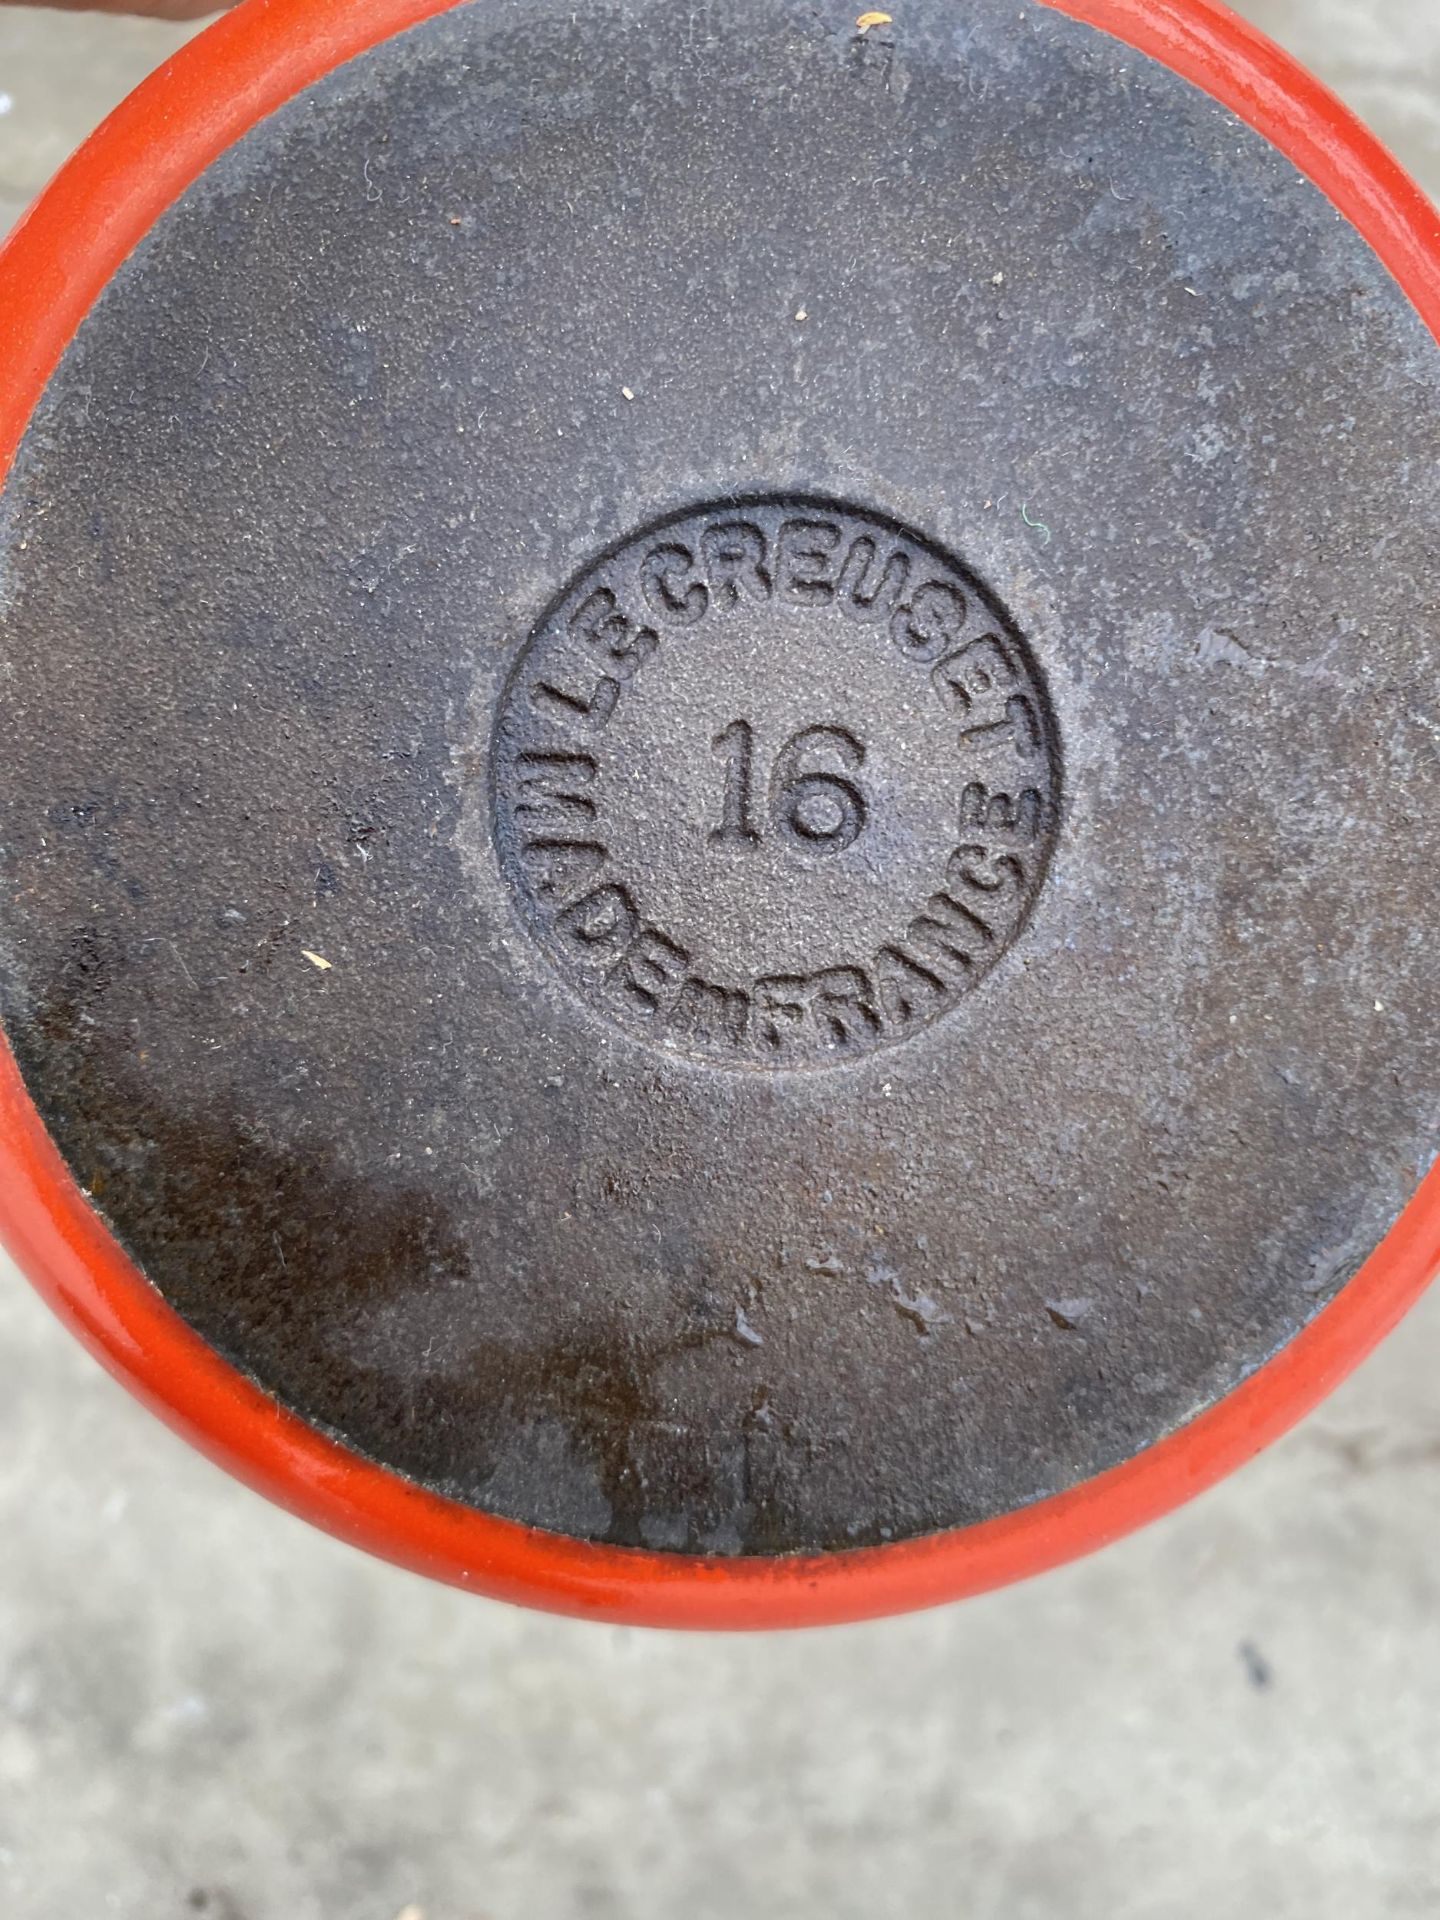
[1, 0, 1438, 1628]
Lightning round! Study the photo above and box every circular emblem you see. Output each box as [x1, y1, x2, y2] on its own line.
[492, 497, 1061, 1068]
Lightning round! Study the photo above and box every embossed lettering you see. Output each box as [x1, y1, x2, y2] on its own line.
[640, 543, 708, 625]
[958, 693, 1044, 759]
[701, 521, 772, 608]
[837, 535, 911, 618]
[807, 967, 882, 1047]
[710, 719, 761, 846]
[494, 497, 1060, 1068]
[891, 579, 967, 662]
[776, 519, 842, 606]
[554, 884, 639, 964]
[530, 673, 620, 730]
[873, 945, 947, 1025]
[931, 635, 1017, 715]
[520, 839, 606, 903]
[513, 751, 598, 828]
[670, 976, 750, 1047]
[950, 846, 1027, 896]
[770, 726, 867, 856]
[610, 928, 689, 1015]
[569, 586, 657, 681]
[958, 781, 1043, 843]
[907, 892, 994, 976]
[752, 975, 809, 1051]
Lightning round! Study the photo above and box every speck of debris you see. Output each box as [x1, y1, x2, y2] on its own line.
[301, 949, 333, 971]
[865, 1252, 951, 1337]
[621, 385, 635, 401]
[806, 1254, 845, 1275]
[795, 307, 809, 321]
[1045, 1298, 1093, 1331]
[733, 1306, 764, 1348]
[1238, 1640, 1273, 1691]
[991, 270, 1005, 286]
[1195, 626, 1256, 670]
[856, 10, 893, 30]
[1020, 501, 1052, 546]
[893, 1289, 949, 1335]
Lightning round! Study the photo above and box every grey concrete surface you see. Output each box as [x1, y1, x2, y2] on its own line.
[0, 4, 1438, 1917]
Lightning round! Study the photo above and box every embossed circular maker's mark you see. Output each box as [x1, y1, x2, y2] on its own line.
[491, 497, 1062, 1068]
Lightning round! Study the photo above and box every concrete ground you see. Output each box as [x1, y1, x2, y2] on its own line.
[2, 3, 1439, 1915]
